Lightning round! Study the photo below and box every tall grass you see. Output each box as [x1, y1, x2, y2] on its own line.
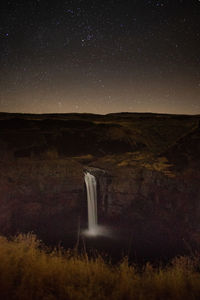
[0, 233, 200, 299]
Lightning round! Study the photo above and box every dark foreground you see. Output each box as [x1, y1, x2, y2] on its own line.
[0, 233, 200, 300]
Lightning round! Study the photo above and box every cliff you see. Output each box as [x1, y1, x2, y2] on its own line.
[0, 112, 200, 255]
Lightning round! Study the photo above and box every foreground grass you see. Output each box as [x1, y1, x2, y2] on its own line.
[0, 234, 200, 299]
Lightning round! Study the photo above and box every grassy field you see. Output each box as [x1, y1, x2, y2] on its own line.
[0, 234, 200, 299]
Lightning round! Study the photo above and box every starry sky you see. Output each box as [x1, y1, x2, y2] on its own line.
[0, 0, 200, 114]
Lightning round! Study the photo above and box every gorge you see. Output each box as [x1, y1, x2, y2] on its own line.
[0, 112, 200, 259]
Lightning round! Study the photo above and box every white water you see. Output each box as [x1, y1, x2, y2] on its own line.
[84, 172, 98, 235]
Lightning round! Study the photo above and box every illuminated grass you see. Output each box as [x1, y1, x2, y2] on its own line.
[0, 233, 200, 299]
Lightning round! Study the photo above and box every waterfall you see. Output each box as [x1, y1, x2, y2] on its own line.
[84, 172, 98, 235]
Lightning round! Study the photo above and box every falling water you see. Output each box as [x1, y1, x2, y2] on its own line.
[84, 172, 98, 235]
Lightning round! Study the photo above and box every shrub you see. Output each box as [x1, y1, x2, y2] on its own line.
[0, 233, 199, 299]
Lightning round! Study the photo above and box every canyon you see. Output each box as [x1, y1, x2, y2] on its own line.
[0, 112, 200, 257]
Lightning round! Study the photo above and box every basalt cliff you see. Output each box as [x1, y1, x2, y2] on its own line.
[0, 112, 200, 255]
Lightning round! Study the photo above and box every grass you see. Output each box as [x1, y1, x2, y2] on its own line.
[0, 234, 200, 299]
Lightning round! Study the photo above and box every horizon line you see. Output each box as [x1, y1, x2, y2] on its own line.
[0, 111, 199, 117]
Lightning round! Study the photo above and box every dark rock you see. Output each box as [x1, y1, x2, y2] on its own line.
[0, 112, 200, 255]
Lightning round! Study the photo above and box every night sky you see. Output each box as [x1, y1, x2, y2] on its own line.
[0, 0, 200, 114]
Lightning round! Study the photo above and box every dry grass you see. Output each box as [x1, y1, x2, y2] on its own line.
[0, 234, 200, 300]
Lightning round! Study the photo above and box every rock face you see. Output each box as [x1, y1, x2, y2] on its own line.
[0, 159, 84, 243]
[0, 112, 200, 255]
[106, 168, 200, 252]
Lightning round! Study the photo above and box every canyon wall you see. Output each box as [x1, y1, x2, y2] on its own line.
[0, 113, 200, 253]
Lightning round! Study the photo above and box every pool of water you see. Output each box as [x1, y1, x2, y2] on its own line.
[40, 224, 190, 264]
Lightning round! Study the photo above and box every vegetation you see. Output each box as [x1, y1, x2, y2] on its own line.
[0, 234, 200, 299]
